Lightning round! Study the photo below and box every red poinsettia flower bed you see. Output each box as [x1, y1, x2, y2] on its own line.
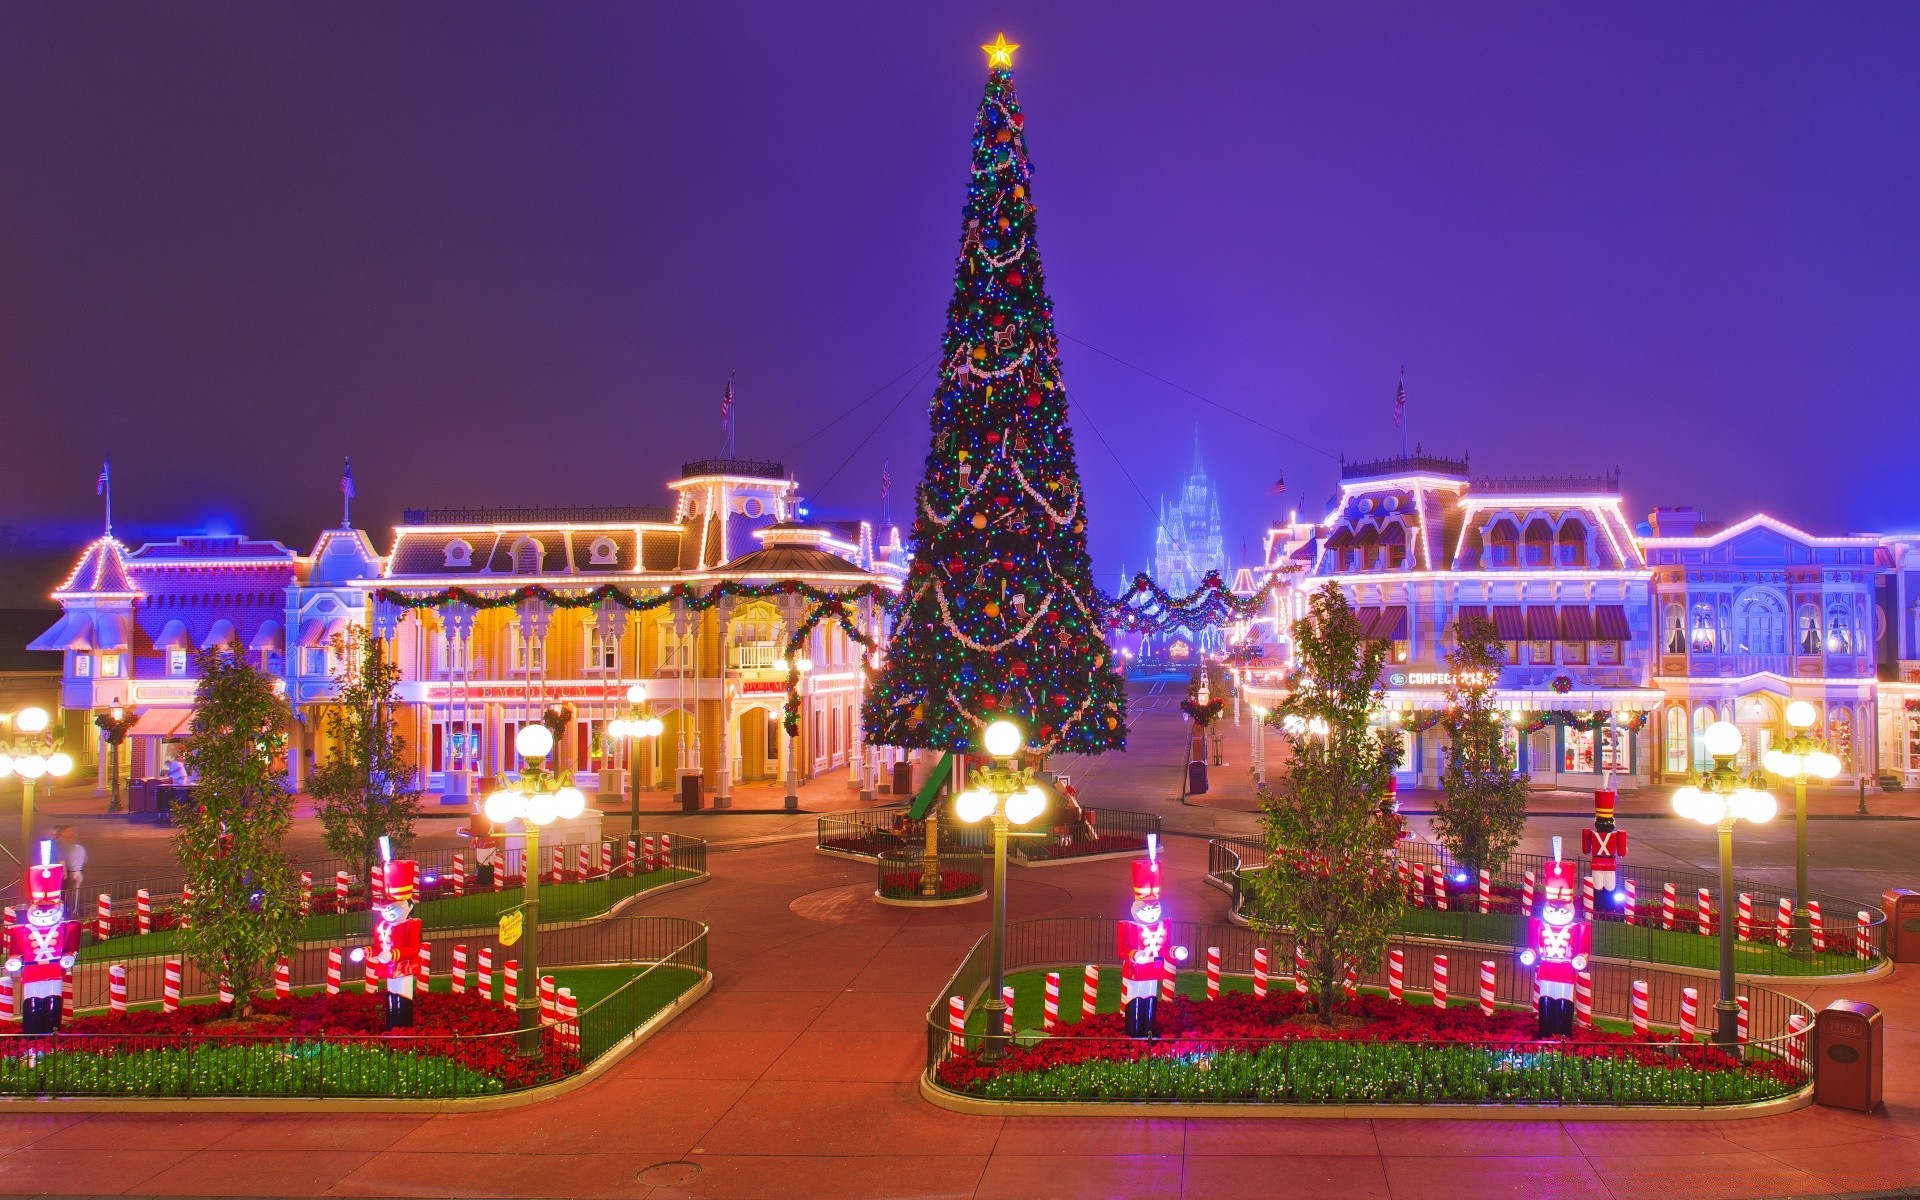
[879, 869, 984, 897]
[937, 989, 1800, 1095]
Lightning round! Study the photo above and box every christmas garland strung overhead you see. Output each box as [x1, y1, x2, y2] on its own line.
[1104, 568, 1296, 635]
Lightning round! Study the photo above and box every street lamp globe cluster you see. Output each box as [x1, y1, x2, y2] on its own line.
[483, 722, 581, 1054]
[1761, 698, 1842, 949]
[955, 717, 1049, 1060]
[607, 684, 665, 743]
[1, 707, 75, 859]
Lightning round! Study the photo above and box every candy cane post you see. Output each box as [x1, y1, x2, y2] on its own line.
[109, 964, 128, 1013]
[1775, 897, 1794, 948]
[452, 944, 468, 994]
[275, 956, 293, 999]
[558, 988, 579, 1050]
[1479, 960, 1496, 1017]
[1002, 985, 1015, 1036]
[326, 948, 343, 995]
[416, 942, 432, 989]
[478, 948, 494, 1002]
[1697, 888, 1713, 937]
[336, 870, 351, 914]
[659, 833, 672, 867]
[1477, 869, 1491, 915]
[449, 855, 465, 898]
[298, 870, 312, 917]
[95, 893, 111, 941]
[1160, 956, 1177, 1002]
[1858, 910, 1873, 960]
[1580, 875, 1595, 921]
[622, 837, 637, 877]
[1661, 883, 1677, 931]
[1431, 954, 1448, 1009]
[1785, 1013, 1811, 1070]
[219, 981, 235, 1009]
[1294, 944, 1308, 995]
[0, 977, 14, 1023]
[1521, 871, 1536, 913]
[364, 959, 378, 994]
[1737, 995, 1750, 1044]
[1680, 986, 1698, 1039]
[1737, 892, 1753, 941]
[163, 958, 181, 1014]
[1343, 965, 1358, 1001]
[1043, 972, 1060, 1032]
[1808, 901, 1825, 951]
[179, 884, 191, 927]
[599, 841, 612, 877]
[1204, 946, 1221, 1001]
[540, 974, 558, 1024]
[503, 959, 519, 1008]
[1397, 859, 1413, 905]
[61, 971, 73, 1017]
[137, 888, 152, 935]
[576, 844, 590, 881]
[1388, 949, 1404, 1003]
[1081, 965, 1099, 1021]
[370, 866, 385, 907]
[1630, 980, 1649, 1036]
[642, 834, 656, 873]
[549, 845, 563, 884]
[1432, 865, 1448, 912]
[1252, 947, 1269, 999]
[1623, 880, 1638, 926]
[1574, 971, 1593, 1030]
[948, 995, 965, 1052]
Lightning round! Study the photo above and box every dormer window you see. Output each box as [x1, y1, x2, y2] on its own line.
[511, 537, 543, 576]
[444, 540, 474, 568]
[587, 536, 618, 566]
[1484, 519, 1518, 568]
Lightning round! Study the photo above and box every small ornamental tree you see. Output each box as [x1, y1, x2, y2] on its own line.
[1433, 616, 1530, 877]
[1251, 583, 1404, 1023]
[175, 649, 301, 1017]
[309, 626, 420, 894]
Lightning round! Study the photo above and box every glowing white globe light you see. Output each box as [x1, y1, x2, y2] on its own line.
[1672, 785, 1701, 820]
[15, 755, 46, 780]
[981, 719, 1023, 759]
[1734, 789, 1777, 823]
[1694, 792, 1727, 825]
[1762, 749, 1790, 776]
[794, 655, 813, 674]
[626, 684, 648, 705]
[1701, 721, 1743, 759]
[1004, 786, 1047, 825]
[646, 717, 665, 736]
[554, 786, 586, 820]
[1808, 751, 1841, 780]
[525, 789, 560, 826]
[0, 754, 12, 778]
[1785, 700, 1817, 730]
[954, 789, 995, 823]
[515, 724, 554, 761]
[483, 790, 525, 825]
[14, 708, 49, 734]
[46, 753, 72, 778]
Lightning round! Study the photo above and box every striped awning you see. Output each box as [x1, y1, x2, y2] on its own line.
[1355, 606, 1381, 637]
[1372, 605, 1408, 640]
[200, 619, 239, 650]
[1525, 607, 1559, 640]
[129, 708, 192, 738]
[1595, 605, 1631, 640]
[250, 619, 284, 652]
[26, 612, 86, 651]
[91, 612, 131, 651]
[1377, 522, 1406, 546]
[296, 618, 329, 647]
[1560, 607, 1595, 641]
[1491, 606, 1523, 640]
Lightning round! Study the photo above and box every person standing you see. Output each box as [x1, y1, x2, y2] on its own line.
[56, 827, 86, 915]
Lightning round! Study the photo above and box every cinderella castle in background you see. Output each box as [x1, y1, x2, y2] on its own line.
[1126, 431, 1229, 673]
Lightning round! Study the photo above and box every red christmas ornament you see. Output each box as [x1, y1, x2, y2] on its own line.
[1006, 271, 1023, 287]
[991, 313, 1005, 326]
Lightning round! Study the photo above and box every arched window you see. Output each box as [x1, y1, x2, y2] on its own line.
[587, 536, 618, 566]
[1689, 602, 1717, 652]
[1522, 518, 1553, 568]
[444, 539, 473, 568]
[1485, 519, 1518, 568]
[1555, 518, 1589, 567]
[1825, 601, 1852, 654]
[1665, 707, 1688, 773]
[1692, 705, 1716, 770]
[1664, 603, 1685, 655]
[1734, 589, 1786, 656]
[1797, 604, 1819, 655]
[511, 537, 543, 576]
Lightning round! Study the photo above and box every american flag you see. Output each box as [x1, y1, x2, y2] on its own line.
[341, 456, 356, 498]
[96, 460, 110, 495]
[1392, 379, 1407, 430]
[721, 377, 734, 428]
[880, 459, 891, 499]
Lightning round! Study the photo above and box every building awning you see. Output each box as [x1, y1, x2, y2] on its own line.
[92, 611, 130, 651]
[1325, 527, 1353, 550]
[1352, 526, 1379, 546]
[1492, 606, 1524, 641]
[1354, 606, 1380, 637]
[1560, 607, 1595, 641]
[1525, 606, 1559, 640]
[296, 618, 328, 647]
[324, 617, 352, 645]
[1454, 605, 1488, 635]
[26, 613, 84, 651]
[201, 619, 239, 650]
[1377, 522, 1406, 546]
[129, 708, 192, 738]
[153, 619, 193, 651]
[250, 619, 284, 653]
[1372, 605, 1408, 640]
[1595, 605, 1631, 640]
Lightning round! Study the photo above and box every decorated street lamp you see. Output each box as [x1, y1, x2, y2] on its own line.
[94, 704, 135, 814]
[1762, 700, 1842, 950]
[1672, 720, 1776, 1046]
[483, 723, 586, 1054]
[954, 718, 1047, 1060]
[782, 654, 813, 811]
[0, 708, 75, 863]
[607, 684, 665, 839]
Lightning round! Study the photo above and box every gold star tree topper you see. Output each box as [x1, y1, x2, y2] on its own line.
[981, 33, 1018, 69]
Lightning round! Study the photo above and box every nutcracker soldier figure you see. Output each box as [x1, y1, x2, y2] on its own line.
[366, 838, 423, 1029]
[1117, 835, 1187, 1038]
[1581, 789, 1627, 911]
[5, 843, 79, 1034]
[1519, 837, 1590, 1036]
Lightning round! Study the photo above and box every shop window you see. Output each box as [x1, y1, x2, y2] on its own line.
[1690, 602, 1717, 652]
[1595, 641, 1621, 665]
[584, 627, 617, 671]
[1665, 707, 1689, 773]
[1829, 707, 1853, 771]
[1664, 604, 1685, 654]
[1825, 602, 1853, 654]
[1692, 705, 1716, 770]
[1529, 640, 1554, 664]
[99, 653, 122, 678]
[1561, 641, 1588, 665]
[72, 653, 91, 679]
[511, 630, 544, 673]
[1906, 700, 1920, 771]
[1563, 728, 1596, 773]
[168, 650, 188, 677]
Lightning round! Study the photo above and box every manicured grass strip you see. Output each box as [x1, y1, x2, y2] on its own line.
[1390, 906, 1863, 977]
[0, 1039, 507, 1099]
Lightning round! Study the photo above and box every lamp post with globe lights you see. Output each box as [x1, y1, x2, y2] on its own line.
[483, 723, 587, 1054]
[0, 708, 74, 862]
[1672, 720, 1776, 1046]
[607, 685, 664, 839]
[1762, 700, 1842, 950]
[954, 718, 1048, 1060]
[781, 655, 813, 811]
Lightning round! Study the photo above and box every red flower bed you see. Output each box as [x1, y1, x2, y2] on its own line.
[937, 989, 1800, 1094]
[92, 912, 183, 940]
[879, 869, 983, 897]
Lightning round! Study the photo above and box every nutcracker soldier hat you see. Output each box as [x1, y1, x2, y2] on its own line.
[25, 842, 62, 906]
[1593, 790, 1616, 821]
[378, 837, 417, 905]
[1541, 837, 1577, 903]
[1130, 858, 1161, 901]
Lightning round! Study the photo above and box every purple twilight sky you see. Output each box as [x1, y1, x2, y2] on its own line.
[2, 3, 1917, 603]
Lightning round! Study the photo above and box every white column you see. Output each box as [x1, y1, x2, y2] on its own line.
[714, 597, 732, 809]
[672, 604, 689, 774]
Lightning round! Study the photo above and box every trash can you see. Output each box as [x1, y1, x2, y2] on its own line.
[1880, 889, 1920, 962]
[891, 760, 914, 798]
[1814, 1000, 1882, 1111]
[679, 772, 703, 813]
[1188, 759, 1209, 796]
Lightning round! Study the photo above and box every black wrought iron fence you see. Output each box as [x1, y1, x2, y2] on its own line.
[876, 851, 987, 902]
[817, 805, 1158, 863]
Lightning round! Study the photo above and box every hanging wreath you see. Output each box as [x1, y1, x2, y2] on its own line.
[1550, 674, 1574, 695]
[1180, 698, 1225, 728]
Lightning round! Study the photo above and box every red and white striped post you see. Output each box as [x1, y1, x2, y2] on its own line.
[1574, 972, 1593, 1030]
[1431, 954, 1448, 1009]
[137, 888, 152, 935]
[61, 970, 73, 1017]
[452, 944, 468, 994]
[557, 988, 579, 1050]
[109, 964, 128, 1013]
[503, 959, 519, 1008]
[1521, 871, 1536, 913]
[1697, 888, 1714, 937]
[1397, 859, 1413, 904]
[1661, 883, 1677, 930]
[336, 870, 351, 913]
[1786, 1013, 1811, 1070]
[1081, 965, 1099, 1021]
[623, 837, 637, 877]
[948, 995, 965, 1052]
[1775, 897, 1794, 948]
[1160, 957, 1177, 1002]
[1431, 865, 1448, 912]
[1002, 985, 1015, 1036]
[179, 884, 190, 927]
[450, 854, 465, 897]
[1252, 947, 1269, 999]
[1478, 960, 1496, 1017]
[1580, 875, 1595, 921]
[1737, 892, 1754, 942]
[599, 841, 612, 877]
[1623, 880, 1638, 926]
[658, 833, 672, 866]
[1857, 909, 1874, 960]
[1205, 946, 1221, 1001]
[478, 948, 494, 1002]
[416, 942, 432, 988]
[1043, 971, 1060, 1032]
[642, 834, 656, 873]
[576, 844, 590, 881]
[1343, 965, 1358, 1001]
[1388, 949, 1404, 1003]
[1679, 987, 1698, 1040]
[1294, 944, 1308, 995]
[298, 870, 312, 917]
[1737, 995, 1750, 1044]
[274, 956, 292, 999]
[163, 959, 182, 1014]
[325, 948, 343, 995]
[539, 975, 558, 1024]
[1630, 980, 1649, 1036]
[364, 958, 378, 994]
[370, 867, 385, 907]
[219, 980, 234, 1010]
[1477, 868, 1491, 915]
[95, 893, 111, 941]
[549, 845, 563, 884]
[0, 977, 14, 1024]
[1808, 901, 1826, 951]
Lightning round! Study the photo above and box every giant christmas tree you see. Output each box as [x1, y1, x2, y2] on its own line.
[866, 37, 1128, 756]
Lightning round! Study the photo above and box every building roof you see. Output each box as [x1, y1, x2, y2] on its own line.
[52, 536, 139, 598]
